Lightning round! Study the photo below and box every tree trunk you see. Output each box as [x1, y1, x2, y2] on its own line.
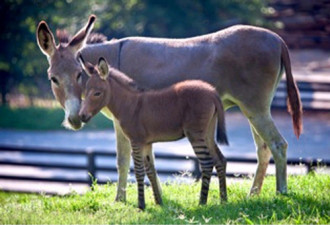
[0, 70, 10, 105]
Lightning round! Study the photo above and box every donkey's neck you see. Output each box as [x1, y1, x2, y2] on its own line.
[80, 40, 121, 69]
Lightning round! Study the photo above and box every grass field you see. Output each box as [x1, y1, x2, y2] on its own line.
[0, 174, 329, 224]
[0, 106, 113, 130]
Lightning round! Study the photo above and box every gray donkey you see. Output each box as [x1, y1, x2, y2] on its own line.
[79, 56, 228, 209]
[36, 15, 302, 201]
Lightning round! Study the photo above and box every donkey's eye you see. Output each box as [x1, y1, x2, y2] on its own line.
[94, 92, 101, 97]
[50, 77, 59, 85]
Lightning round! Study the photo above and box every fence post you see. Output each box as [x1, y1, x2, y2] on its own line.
[87, 149, 96, 188]
[305, 159, 316, 174]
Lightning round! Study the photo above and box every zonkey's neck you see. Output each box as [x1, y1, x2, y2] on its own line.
[106, 77, 141, 121]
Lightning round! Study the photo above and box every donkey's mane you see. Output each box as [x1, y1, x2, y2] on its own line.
[56, 29, 107, 44]
[108, 67, 145, 92]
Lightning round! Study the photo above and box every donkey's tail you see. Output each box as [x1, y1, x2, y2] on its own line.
[214, 94, 229, 145]
[281, 42, 303, 139]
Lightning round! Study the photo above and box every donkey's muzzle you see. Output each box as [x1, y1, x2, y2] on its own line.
[68, 115, 82, 130]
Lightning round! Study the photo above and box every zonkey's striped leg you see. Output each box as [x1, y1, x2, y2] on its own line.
[206, 117, 227, 203]
[210, 142, 227, 202]
[190, 137, 214, 205]
[143, 145, 163, 205]
[131, 144, 146, 210]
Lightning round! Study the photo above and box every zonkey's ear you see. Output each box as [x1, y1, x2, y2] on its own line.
[69, 14, 96, 54]
[98, 57, 109, 80]
[36, 21, 56, 57]
[78, 53, 95, 77]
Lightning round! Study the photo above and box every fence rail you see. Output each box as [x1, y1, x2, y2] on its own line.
[1, 145, 329, 190]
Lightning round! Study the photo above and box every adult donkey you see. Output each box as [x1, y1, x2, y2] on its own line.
[36, 15, 302, 200]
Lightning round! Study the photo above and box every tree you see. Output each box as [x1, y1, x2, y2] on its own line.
[0, 0, 95, 105]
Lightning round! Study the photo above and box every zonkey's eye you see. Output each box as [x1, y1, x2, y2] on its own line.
[50, 77, 59, 85]
[94, 92, 101, 97]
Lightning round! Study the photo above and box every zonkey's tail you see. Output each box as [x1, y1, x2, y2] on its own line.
[281, 42, 303, 139]
[214, 95, 229, 145]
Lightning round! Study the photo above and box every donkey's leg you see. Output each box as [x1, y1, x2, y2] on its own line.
[131, 143, 146, 210]
[246, 112, 288, 194]
[113, 119, 131, 202]
[249, 126, 272, 195]
[186, 132, 214, 205]
[143, 145, 163, 205]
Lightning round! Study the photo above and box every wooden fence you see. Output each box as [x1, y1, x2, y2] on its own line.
[0, 145, 329, 189]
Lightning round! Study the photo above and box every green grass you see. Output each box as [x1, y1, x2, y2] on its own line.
[0, 106, 113, 130]
[0, 174, 329, 224]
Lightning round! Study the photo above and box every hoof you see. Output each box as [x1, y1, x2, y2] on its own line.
[156, 198, 163, 205]
[138, 203, 145, 210]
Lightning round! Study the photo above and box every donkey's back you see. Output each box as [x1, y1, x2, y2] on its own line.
[119, 25, 283, 96]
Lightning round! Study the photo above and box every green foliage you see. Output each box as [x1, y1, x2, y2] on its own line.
[1, 0, 270, 104]
[0, 106, 113, 130]
[0, 174, 329, 224]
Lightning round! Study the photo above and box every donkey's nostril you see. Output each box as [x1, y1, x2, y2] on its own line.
[66, 115, 82, 130]
[68, 117, 73, 124]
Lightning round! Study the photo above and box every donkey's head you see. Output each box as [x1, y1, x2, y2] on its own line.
[36, 15, 96, 130]
[78, 56, 110, 123]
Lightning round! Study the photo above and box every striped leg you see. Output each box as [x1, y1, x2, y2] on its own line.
[206, 116, 227, 202]
[208, 141, 227, 202]
[131, 144, 146, 210]
[143, 145, 163, 205]
[187, 133, 214, 205]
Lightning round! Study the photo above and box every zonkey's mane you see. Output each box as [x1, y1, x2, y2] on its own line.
[56, 29, 107, 44]
[108, 67, 145, 92]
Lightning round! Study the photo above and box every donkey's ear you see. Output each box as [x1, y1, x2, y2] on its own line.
[36, 21, 56, 57]
[78, 53, 95, 77]
[69, 15, 96, 54]
[98, 57, 109, 80]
